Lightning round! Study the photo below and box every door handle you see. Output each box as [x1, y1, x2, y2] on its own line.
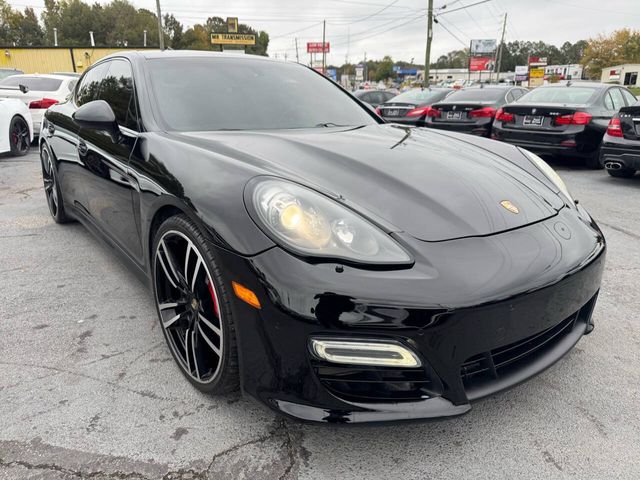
[77, 140, 88, 156]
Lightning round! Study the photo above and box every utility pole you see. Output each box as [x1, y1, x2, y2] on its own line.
[53, 28, 58, 46]
[295, 37, 299, 63]
[495, 12, 507, 82]
[143, 30, 147, 47]
[322, 20, 326, 75]
[155, 0, 164, 50]
[364, 51, 367, 82]
[423, 0, 434, 87]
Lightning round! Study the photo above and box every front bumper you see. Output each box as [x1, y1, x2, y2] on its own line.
[213, 206, 605, 423]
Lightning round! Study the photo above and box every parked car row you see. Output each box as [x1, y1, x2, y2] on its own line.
[374, 82, 639, 178]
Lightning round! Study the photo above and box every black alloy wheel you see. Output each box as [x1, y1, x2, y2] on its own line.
[152, 215, 239, 393]
[40, 144, 71, 223]
[9, 115, 30, 156]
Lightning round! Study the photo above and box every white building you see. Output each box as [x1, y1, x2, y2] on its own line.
[544, 64, 583, 80]
[417, 68, 515, 83]
[601, 64, 640, 87]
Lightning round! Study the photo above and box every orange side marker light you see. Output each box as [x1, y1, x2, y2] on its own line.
[232, 281, 261, 309]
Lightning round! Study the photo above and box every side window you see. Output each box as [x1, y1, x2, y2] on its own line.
[97, 59, 138, 130]
[506, 91, 515, 103]
[75, 63, 110, 106]
[621, 88, 637, 106]
[604, 91, 614, 110]
[609, 88, 625, 111]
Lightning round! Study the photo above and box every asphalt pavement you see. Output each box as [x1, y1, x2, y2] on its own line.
[1, 150, 639, 479]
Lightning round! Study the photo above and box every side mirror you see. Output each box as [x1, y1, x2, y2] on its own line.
[73, 100, 118, 132]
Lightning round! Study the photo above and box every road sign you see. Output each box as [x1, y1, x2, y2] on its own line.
[307, 42, 330, 53]
[211, 33, 255, 45]
[529, 67, 545, 78]
[528, 56, 548, 66]
[355, 64, 364, 81]
[470, 39, 496, 54]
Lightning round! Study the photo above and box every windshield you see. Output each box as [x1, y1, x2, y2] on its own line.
[442, 88, 506, 102]
[389, 89, 448, 104]
[518, 86, 598, 104]
[147, 57, 377, 131]
[0, 76, 62, 91]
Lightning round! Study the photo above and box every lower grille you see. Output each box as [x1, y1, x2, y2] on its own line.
[460, 294, 598, 390]
[312, 362, 443, 403]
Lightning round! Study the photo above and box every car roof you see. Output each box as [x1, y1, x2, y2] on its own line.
[6, 73, 73, 81]
[536, 82, 611, 89]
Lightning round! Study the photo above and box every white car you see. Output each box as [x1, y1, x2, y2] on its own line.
[0, 98, 33, 156]
[0, 74, 78, 136]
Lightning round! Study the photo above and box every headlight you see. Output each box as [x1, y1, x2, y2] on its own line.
[247, 178, 412, 265]
[519, 148, 573, 203]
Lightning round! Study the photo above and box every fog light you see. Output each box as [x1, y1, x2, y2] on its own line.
[309, 338, 422, 368]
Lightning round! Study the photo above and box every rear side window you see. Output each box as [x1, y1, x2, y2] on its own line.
[621, 88, 637, 106]
[605, 89, 625, 111]
[97, 59, 138, 130]
[76, 63, 110, 106]
[0, 76, 62, 91]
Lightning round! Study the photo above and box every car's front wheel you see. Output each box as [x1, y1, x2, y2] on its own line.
[152, 215, 239, 393]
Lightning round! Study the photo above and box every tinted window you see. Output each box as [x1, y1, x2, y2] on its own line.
[389, 89, 449, 104]
[147, 58, 376, 131]
[442, 88, 506, 102]
[97, 59, 138, 130]
[506, 91, 516, 103]
[518, 86, 597, 104]
[0, 76, 62, 91]
[76, 63, 110, 106]
[608, 88, 625, 111]
[621, 88, 637, 106]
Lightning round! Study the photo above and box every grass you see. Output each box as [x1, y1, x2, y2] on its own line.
[629, 87, 640, 97]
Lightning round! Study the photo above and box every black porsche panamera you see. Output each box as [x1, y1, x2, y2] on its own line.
[40, 51, 605, 423]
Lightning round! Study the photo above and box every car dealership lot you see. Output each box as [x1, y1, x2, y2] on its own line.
[1, 151, 639, 479]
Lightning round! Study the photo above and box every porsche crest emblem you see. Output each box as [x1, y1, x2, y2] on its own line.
[500, 200, 520, 214]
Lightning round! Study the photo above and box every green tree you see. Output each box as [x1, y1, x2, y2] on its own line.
[582, 29, 640, 79]
[373, 55, 394, 81]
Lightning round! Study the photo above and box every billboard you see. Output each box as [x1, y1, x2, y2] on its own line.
[470, 56, 494, 72]
[470, 39, 497, 54]
[528, 56, 548, 66]
[355, 63, 364, 81]
[515, 65, 528, 82]
[211, 33, 255, 45]
[393, 66, 418, 75]
[307, 42, 330, 53]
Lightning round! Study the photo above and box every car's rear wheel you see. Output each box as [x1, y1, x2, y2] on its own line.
[607, 167, 636, 178]
[152, 215, 239, 393]
[40, 143, 72, 224]
[9, 115, 30, 156]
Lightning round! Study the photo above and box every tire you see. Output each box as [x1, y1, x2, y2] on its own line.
[40, 143, 72, 224]
[584, 147, 603, 169]
[151, 214, 239, 394]
[9, 115, 30, 156]
[607, 167, 636, 178]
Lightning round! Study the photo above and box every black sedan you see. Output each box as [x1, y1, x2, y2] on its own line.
[352, 89, 396, 108]
[40, 51, 605, 423]
[600, 102, 640, 178]
[376, 88, 453, 125]
[492, 82, 637, 168]
[424, 85, 528, 137]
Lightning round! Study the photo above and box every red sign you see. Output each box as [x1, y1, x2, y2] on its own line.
[528, 56, 548, 66]
[470, 56, 493, 72]
[307, 42, 330, 53]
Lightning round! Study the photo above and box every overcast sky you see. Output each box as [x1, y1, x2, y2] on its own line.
[9, 0, 639, 65]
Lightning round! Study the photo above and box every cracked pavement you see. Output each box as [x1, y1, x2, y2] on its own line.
[1, 151, 639, 479]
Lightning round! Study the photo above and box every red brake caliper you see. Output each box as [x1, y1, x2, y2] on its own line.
[206, 278, 220, 318]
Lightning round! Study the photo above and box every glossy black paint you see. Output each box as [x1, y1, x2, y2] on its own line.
[493, 83, 638, 161]
[42, 51, 605, 423]
[424, 85, 527, 137]
[600, 104, 640, 175]
[352, 89, 396, 107]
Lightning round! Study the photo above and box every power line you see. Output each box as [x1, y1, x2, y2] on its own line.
[435, 18, 468, 47]
[436, 0, 492, 16]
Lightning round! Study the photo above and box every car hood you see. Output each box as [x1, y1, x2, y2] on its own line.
[174, 125, 564, 242]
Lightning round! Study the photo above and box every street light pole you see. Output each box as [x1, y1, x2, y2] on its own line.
[156, 0, 164, 50]
[423, 0, 434, 87]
